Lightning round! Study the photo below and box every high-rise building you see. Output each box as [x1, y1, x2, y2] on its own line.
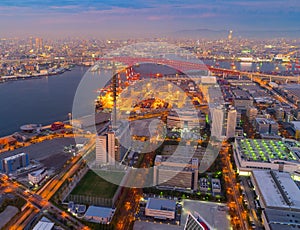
[228, 30, 233, 40]
[226, 107, 237, 138]
[96, 135, 108, 165]
[107, 131, 116, 165]
[211, 105, 237, 139]
[96, 131, 120, 166]
[211, 106, 225, 139]
[35, 37, 43, 51]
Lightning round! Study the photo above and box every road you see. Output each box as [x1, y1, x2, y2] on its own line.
[220, 142, 249, 230]
[3, 136, 96, 230]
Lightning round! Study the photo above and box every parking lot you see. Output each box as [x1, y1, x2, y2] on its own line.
[0, 137, 87, 170]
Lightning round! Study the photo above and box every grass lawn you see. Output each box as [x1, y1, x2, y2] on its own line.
[71, 170, 121, 198]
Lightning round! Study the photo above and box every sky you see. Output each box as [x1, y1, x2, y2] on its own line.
[0, 0, 300, 38]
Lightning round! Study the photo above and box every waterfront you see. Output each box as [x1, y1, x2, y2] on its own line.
[0, 60, 297, 138]
[0, 66, 89, 137]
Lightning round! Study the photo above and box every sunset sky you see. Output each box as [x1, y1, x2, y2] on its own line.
[1, 0, 300, 38]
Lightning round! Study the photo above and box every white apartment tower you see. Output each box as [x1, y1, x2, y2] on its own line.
[96, 132, 116, 166]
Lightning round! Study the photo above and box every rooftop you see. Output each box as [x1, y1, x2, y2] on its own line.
[84, 206, 114, 218]
[146, 198, 176, 211]
[33, 217, 54, 230]
[3, 152, 27, 162]
[236, 139, 298, 162]
[292, 121, 300, 131]
[29, 169, 46, 177]
[252, 170, 300, 210]
[255, 118, 277, 125]
[263, 208, 300, 230]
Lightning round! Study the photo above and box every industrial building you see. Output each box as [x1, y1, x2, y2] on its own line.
[233, 139, 300, 174]
[184, 213, 212, 230]
[262, 208, 300, 230]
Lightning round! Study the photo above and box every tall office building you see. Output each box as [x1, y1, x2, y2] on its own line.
[211, 106, 225, 139]
[96, 135, 107, 165]
[107, 131, 116, 165]
[211, 105, 237, 139]
[226, 107, 237, 138]
[96, 131, 119, 166]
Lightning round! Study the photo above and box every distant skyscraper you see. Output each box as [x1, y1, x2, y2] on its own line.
[228, 30, 233, 40]
[35, 37, 43, 51]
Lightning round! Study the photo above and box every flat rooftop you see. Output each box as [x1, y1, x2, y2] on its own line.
[146, 198, 176, 211]
[155, 155, 198, 165]
[3, 152, 27, 161]
[33, 217, 54, 230]
[292, 121, 300, 131]
[252, 170, 300, 210]
[236, 139, 298, 162]
[263, 208, 300, 230]
[29, 168, 46, 177]
[84, 206, 113, 218]
[255, 118, 277, 125]
[133, 221, 183, 230]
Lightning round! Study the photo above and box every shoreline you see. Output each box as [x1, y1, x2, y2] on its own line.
[0, 67, 73, 84]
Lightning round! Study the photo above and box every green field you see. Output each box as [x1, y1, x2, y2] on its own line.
[71, 170, 120, 198]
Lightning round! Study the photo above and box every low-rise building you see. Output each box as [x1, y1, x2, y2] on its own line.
[255, 118, 278, 135]
[211, 178, 221, 194]
[0, 152, 29, 174]
[233, 139, 300, 174]
[250, 170, 300, 211]
[33, 217, 54, 230]
[292, 121, 300, 140]
[199, 178, 209, 192]
[28, 168, 47, 185]
[84, 206, 115, 224]
[262, 208, 300, 230]
[153, 155, 198, 191]
[145, 198, 176, 220]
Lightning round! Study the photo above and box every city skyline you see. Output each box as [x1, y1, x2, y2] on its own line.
[1, 0, 300, 38]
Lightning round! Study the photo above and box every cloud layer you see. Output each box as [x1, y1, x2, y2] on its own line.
[0, 0, 299, 38]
